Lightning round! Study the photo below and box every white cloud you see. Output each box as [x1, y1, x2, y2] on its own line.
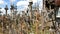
[17, 0, 41, 7]
[17, 1, 29, 11]
[31, 0, 37, 3]
[10, 0, 15, 2]
[0, 0, 4, 4]
[17, 0, 43, 11]
[17, 0, 37, 6]
[1, 8, 5, 14]
[17, 1, 29, 6]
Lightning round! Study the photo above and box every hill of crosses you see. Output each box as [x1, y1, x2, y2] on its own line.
[0, 0, 60, 34]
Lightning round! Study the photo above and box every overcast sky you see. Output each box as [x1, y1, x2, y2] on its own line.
[0, 0, 43, 14]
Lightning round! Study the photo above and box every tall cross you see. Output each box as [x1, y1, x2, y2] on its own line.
[10, 4, 14, 19]
[5, 5, 8, 16]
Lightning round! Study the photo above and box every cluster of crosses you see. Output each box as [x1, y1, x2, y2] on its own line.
[0, 4, 17, 16]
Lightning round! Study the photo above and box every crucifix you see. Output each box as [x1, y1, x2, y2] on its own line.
[5, 5, 8, 16]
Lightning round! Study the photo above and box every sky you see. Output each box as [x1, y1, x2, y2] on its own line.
[0, 0, 43, 14]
